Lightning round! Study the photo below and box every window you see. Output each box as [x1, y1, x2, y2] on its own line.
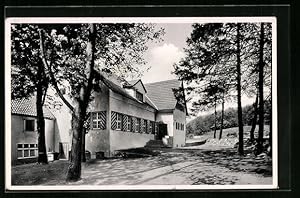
[17, 143, 38, 159]
[149, 121, 153, 134]
[91, 111, 106, 130]
[127, 116, 132, 132]
[175, 122, 179, 130]
[136, 91, 143, 102]
[24, 119, 35, 132]
[116, 113, 122, 130]
[135, 118, 140, 133]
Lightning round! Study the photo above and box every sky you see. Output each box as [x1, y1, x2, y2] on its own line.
[141, 23, 193, 84]
[138, 23, 255, 121]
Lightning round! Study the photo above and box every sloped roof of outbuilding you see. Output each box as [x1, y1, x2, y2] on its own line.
[11, 96, 55, 119]
[144, 79, 182, 111]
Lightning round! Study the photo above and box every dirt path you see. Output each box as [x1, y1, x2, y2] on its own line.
[62, 150, 272, 185]
[12, 148, 272, 186]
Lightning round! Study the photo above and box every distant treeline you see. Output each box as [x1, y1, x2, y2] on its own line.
[187, 101, 271, 135]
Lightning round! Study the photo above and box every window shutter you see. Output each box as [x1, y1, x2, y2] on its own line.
[122, 115, 128, 131]
[140, 119, 144, 133]
[131, 117, 136, 132]
[111, 111, 117, 130]
[137, 119, 141, 133]
[90, 112, 94, 129]
[99, 111, 106, 130]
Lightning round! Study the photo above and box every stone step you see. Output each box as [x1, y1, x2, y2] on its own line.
[145, 140, 169, 148]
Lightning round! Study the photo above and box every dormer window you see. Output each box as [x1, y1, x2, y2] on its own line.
[136, 91, 143, 102]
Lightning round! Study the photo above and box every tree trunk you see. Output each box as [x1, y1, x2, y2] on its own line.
[256, 23, 265, 155]
[66, 23, 96, 182]
[81, 127, 86, 162]
[236, 23, 244, 155]
[67, 109, 84, 181]
[36, 84, 48, 164]
[219, 93, 225, 140]
[213, 96, 217, 138]
[250, 91, 259, 141]
[37, 29, 49, 164]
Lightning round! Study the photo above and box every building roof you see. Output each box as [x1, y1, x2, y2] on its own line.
[144, 79, 182, 111]
[11, 96, 55, 119]
[99, 73, 157, 110]
[123, 79, 147, 93]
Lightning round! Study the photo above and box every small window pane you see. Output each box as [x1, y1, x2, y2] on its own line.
[30, 144, 35, 148]
[17, 150, 23, 158]
[24, 150, 29, 157]
[24, 144, 29, 148]
[30, 150, 36, 156]
[17, 144, 23, 148]
[136, 91, 143, 102]
[25, 120, 35, 131]
[92, 122, 97, 129]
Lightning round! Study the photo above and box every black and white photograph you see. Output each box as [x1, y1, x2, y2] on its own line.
[5, 17, 277, 190]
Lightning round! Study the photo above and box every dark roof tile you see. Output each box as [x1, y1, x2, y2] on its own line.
[144, 79, 181, 111]
[11, 96, 55, 119]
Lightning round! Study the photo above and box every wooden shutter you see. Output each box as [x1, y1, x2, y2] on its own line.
[140, 119, 144, 133]
[132, 117, 136, 132]
[111, 111, 117, 130]
[90, 112, 95, 129]
[99, 111, 106, 130]
[122, 115, 128, 131]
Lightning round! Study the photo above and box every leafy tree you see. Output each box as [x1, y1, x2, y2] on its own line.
[11, 24, 51, 164]
[235, 23, 244, 155]
[175, 22, 272, 155]
[256, 23, 266, 155]
[174, 23, 236, 140]
[38, 23, 164, 181]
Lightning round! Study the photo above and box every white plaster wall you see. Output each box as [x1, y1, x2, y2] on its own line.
[51, 104, 72, 153]
[86, 86, 110, 157]
[45, 119, 55, 152]
[173, 106, 187, 148]
[110, 131, 154, 151]
[11, 115, 55, 164]
[109, 90, 156, 152]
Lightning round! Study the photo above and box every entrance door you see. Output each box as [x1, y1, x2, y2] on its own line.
[59, 142, 69, 160]
[157, 123, 168, 140]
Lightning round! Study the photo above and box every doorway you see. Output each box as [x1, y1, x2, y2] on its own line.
[59, 142, 69, 160]
[157, 123, 168, 140]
